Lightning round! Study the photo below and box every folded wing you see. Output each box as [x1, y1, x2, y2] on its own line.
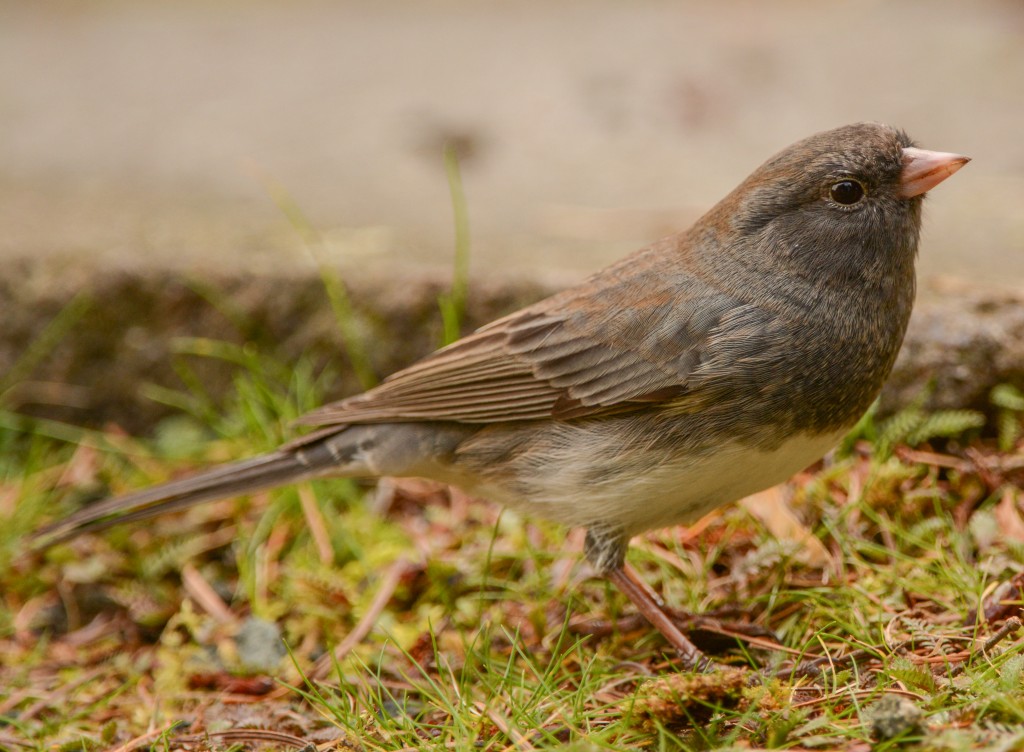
[298, 246, 758, 428]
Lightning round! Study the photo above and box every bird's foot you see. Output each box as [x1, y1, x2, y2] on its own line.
[605, 565, 723, 672]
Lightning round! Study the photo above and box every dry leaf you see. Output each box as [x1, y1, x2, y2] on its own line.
[740, 486, 831, 568]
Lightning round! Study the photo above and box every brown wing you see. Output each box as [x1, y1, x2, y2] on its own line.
[297, 243, 753, 428]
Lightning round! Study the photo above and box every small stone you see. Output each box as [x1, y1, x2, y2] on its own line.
[863, 694, 924, 740]
[234, 617, 286, 674]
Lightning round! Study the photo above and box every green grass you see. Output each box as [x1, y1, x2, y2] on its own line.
[3, 335, 1024, 750]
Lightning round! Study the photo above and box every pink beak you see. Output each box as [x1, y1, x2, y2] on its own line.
[898, 147, 970, 198]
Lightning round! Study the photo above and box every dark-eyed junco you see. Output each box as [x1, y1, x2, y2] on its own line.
[35, 122, 968, 670]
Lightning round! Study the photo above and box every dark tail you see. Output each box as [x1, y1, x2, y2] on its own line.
[32, 439, 344, 548]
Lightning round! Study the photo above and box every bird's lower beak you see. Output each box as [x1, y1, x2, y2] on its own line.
[899, 147, 970, 198]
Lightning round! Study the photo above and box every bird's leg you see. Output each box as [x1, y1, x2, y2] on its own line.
[584, 527, 717, 672]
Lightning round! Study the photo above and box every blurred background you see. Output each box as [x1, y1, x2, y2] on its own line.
[3, 0, 1022, 292]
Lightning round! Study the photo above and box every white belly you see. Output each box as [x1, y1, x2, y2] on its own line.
[465, 427, 848, 536]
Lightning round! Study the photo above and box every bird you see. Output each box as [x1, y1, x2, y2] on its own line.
[33, 122, 969, 671]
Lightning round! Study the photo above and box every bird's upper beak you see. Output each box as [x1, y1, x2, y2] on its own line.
[898, 147, 970, 198]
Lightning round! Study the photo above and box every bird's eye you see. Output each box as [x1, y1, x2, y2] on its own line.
[829, 180, 865, 206]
